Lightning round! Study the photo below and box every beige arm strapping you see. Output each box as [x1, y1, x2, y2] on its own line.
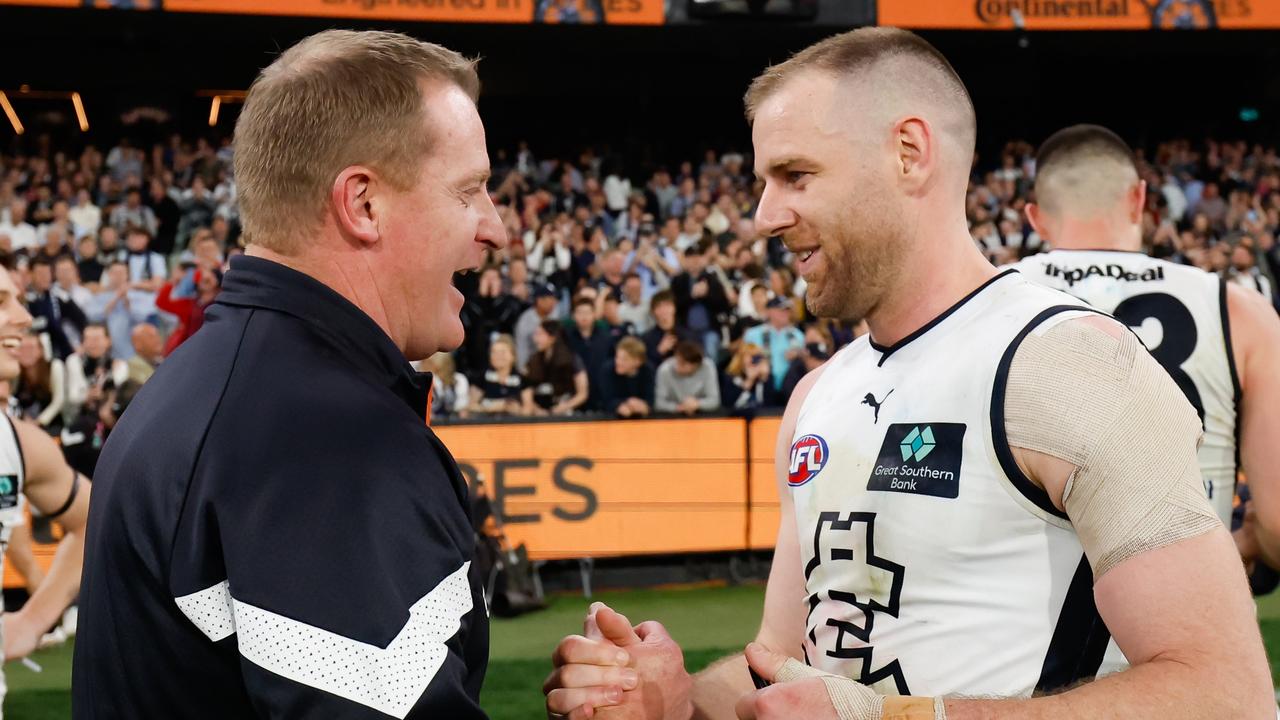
[1005, 318, 1220, 579]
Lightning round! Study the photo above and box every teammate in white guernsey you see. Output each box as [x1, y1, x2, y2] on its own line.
[1014, 124, 1280, 566]
[545, 28, 1274, 720]
[0, 253, 92, 715]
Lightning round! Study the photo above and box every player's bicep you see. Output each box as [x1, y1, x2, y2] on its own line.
[1095, 527, 1269, 698]
[12, 418, 89, 529]
[1229, 284, 1280, 550]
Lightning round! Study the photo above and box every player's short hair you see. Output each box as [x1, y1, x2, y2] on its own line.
[234, 29, 479, 254]
[617, 336, 646, 362]
[1034, 124, 1139, 216]
[744, 27, 975, 158]
[675, 340, 704, 365]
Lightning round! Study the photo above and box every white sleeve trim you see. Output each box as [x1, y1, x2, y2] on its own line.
[173, 562, 473, 719]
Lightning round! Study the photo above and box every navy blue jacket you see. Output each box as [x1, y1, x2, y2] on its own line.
[73, 256, 489, 719]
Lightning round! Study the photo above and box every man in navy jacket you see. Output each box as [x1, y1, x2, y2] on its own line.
[74, 29, 506, 718]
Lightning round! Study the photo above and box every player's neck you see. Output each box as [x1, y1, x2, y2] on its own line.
[1047, 218, 1142, 252]
[865, 229, 998, 348]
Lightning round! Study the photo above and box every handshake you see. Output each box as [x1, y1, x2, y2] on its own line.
[543, 603, 932, 720]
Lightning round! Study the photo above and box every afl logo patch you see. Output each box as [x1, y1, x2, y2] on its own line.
[788, 435, 829, 487]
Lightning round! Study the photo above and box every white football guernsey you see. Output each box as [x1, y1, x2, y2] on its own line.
[1010, 249, 1239, 524]
[788, 270, 1113, 698]
[0, 415, 25, 711]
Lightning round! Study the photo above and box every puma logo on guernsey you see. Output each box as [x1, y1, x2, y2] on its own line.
[862, 390, 893, 424]
[1044, 262, 1164, 288]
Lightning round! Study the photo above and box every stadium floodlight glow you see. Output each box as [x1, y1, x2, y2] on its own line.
[0, 92, 22, 135]
[199, 90, 247, 128]
[2, 89, 90, 133]
[71, 92, 89, 132]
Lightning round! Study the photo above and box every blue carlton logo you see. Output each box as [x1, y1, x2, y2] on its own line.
[899, 426, 936, 463]
[0, 477, 11, 495]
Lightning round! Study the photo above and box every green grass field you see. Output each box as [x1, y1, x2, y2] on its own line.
[10, 583, 1280, 718]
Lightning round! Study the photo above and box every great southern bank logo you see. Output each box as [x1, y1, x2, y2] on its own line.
[788, 435, 829, 487]
[899, 426, 936, 463]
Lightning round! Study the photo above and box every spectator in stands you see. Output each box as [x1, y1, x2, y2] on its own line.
[146, 176, 181, 257]
[654, 340, 720, 416]
[70, 189, 102, 238]
[563, 294, 613, 387]
[506, 256, 532, 304]
[109, 189, 159, 239]
[76, 235, 105, 290]
[156, 264, 222, 355]
[0, 199, 37, 253]
[600, 289, 636, 346]
[425, 352, 470, 420]
[515, 282, 561, 371]
[642, 289, 695, 368]
[523, 320, 588, 416]
[87, 260, 155, 360]
[743, 297, 804, 392]
[127, 323, 163, 385]
[780, 324, 834, 403]
[597, 336, 653, 417]
[26, 256, 86, 360]
[99, 226, 125, 263]
[672, 242, 731, 361]
[625, 224, 680, 299]
[53, 255, 94, 347]
[36, 224, 73, 264]
[61, 379, 141, 479]
[1231, 236, 1274, 297]
[471, 334, 525, 417]
[722, 341, 780, 412]
[37, 200, 74, 248]
[14, 333, 66, 433]
[618, 273, 651, 333]
[459, 265, 524, 380]
[170, 175, 217, 249]
[122, 227, 166, 293]
[65, 323, 129, 424]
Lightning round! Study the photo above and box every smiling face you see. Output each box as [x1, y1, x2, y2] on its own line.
[752, 71, 910, 321]
[0, 268, 33, 380]
[374, 82, 506, 360]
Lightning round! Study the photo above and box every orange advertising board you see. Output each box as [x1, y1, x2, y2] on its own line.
[435, 417, 751, 560]
[748, 414, 783, 551]
[0, 0, 664, 24]
[879, 0, 1279, 30]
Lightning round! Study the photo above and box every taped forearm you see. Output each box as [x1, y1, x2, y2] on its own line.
[774, 658, 945, 720]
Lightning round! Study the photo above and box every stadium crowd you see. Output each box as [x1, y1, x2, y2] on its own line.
[0, 132, 1277, 436]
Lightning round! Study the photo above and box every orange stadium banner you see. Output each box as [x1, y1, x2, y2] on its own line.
[435, 417, 754, 560]
[748, 414, 783, 551]
[878, 0, 1280, 30]
[0, 0, 665, 24]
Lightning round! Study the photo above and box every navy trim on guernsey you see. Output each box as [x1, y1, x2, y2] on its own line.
[869, 270, 1019, 367]
[989, 304, 1110, 521]
[1219, 277, 1244, 479]
[43, 469, 79, 520]
[1036, 555, 1112, 691]
[1041, 247, 1147, 255]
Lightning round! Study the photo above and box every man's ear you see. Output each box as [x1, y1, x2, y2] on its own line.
[330, 166, 380, 246]
[895, 116, 936, 196]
